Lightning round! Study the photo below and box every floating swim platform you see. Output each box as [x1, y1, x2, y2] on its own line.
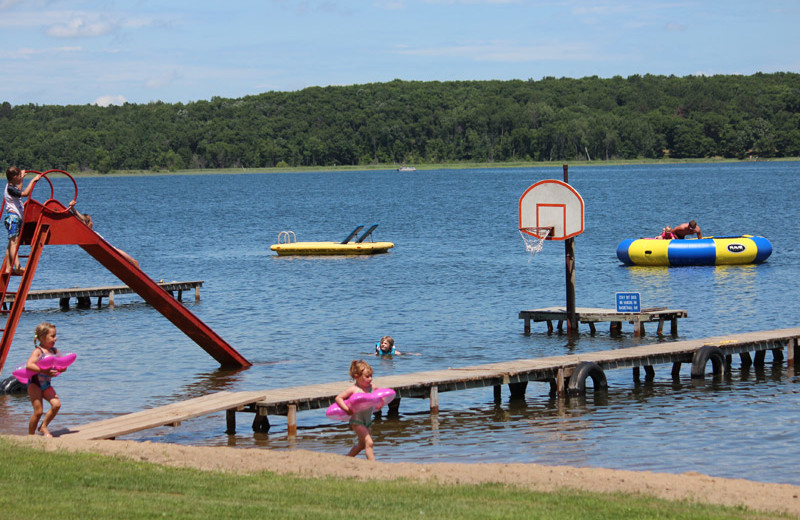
[616, 235, 772, 266]
[270, 224, 394, 256]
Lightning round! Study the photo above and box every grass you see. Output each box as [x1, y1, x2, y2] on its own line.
[0, 439, 790, 520]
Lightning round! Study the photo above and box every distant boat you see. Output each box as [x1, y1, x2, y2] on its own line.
[397, 165, 416, 172]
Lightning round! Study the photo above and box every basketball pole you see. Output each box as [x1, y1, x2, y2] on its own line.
[563, 164, 578, 334]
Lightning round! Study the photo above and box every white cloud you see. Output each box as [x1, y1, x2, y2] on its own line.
[0, 46, 81, 59]
[94, 94, 127, 107]
[47, 18, 114, 38]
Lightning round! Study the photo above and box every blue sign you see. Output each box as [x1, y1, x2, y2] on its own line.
[616, 292, 641, 313]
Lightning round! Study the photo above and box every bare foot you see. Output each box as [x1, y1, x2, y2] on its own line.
[38, 427, 53, 438]
[11, 267, 25, 276]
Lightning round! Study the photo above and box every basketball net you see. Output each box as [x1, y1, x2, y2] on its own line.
[519, 227, 551, 257]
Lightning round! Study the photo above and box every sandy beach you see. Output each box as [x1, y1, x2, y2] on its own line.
[5, 434, 800, 516]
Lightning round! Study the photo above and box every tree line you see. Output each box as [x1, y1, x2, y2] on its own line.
[1, 73, 799, 173]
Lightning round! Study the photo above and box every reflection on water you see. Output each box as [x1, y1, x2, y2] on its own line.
[2, 163, 800, 485]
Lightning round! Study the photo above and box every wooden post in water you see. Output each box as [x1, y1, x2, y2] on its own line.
[563, 164, 578, 334]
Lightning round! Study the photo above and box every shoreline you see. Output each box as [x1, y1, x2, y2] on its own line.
[5, 433, 800, 516]
[61, 156, 798, 178]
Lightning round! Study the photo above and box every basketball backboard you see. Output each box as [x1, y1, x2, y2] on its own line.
[518, 179, 584, 240]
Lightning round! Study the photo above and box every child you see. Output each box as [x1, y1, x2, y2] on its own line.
[334, 359, 377, 460]
[25, 322, 64, 437]
[658, 226, 676, 240]
[4, 166, 41, 275]
[375, 335, 401, 356]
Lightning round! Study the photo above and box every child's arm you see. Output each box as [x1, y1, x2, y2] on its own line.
[335, 386, 357, 415]
[24, 349, 57, 377]
[20, 173, 42, 198]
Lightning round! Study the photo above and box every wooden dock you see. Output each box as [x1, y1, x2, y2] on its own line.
[58, 327, 800, 441]
[3, 280, 203, 309]
[519, 306, 688, 336]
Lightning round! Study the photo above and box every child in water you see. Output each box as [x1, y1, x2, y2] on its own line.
[375, 335, 401, 356]
[25, 322, 64, 437]
[334, 359, 377, 460]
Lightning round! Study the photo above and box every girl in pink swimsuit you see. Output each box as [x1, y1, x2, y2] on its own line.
[25, 322, 65, 437]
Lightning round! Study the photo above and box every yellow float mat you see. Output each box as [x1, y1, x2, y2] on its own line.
[270, 241, 394, 256]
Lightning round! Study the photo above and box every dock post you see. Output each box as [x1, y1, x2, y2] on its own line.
[225, 409, 236, 434]
[556, 368, 566, 396]
[252, 411, 270, 433]
[493, 385, 501, 403]
[523, 316, 531, 335]
[108, 290, 115, 308]
[788, 338, 798, 366]
[632, 366, 640, 382]
[195, 285, 201, 302]
[429, 386, 439, 414]
[633, 320, 644, 336]
[287, 404, 297, 437]
[508, 381, 527, 400]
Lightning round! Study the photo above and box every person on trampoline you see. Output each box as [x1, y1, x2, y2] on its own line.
[672, 220, 702, 239]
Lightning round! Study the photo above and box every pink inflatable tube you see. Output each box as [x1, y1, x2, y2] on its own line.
[12, 352, 77, 384]
[325, 388, 396, 421]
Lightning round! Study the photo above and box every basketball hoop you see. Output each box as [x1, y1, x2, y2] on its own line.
[519, 227, 552, 256]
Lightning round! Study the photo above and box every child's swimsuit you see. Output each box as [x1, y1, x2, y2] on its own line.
[349, 407, 374, 429]
[29, 347, 54, 391]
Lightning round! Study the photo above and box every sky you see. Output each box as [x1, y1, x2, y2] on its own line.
[1, 0, 799, 107]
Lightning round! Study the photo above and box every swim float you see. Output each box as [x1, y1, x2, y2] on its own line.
[325, 388, 396, 421]
[12, 352, 76, 384]
[616, 235, 772, 267]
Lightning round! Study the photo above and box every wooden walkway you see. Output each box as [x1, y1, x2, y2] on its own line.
[3, 280, 203, 309]
[59, 327, 800, 441]
[519, 306, 688, 335]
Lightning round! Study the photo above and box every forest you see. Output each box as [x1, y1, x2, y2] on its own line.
[1, 73, 799, 173]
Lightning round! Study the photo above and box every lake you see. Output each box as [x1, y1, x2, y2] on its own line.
[1, 161, 799, 485]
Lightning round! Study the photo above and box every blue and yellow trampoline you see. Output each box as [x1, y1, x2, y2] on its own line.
[616, 235, 772, 267]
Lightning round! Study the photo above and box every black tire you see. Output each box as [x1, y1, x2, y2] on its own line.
[0, 375, 26, 395]
[691, 346, 725, 379]
[567, 361, 608, 396]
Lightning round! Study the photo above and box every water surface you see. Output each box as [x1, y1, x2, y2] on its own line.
[1, 162, 799, 485]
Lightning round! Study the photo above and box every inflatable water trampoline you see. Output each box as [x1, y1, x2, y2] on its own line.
[616, 235, 772, 267]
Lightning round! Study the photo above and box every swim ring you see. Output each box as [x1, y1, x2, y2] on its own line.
[325, 388, 396, 421]
[12, 352, 76, 384]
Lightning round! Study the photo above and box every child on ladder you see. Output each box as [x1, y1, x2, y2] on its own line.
[4, 166, 41, 275]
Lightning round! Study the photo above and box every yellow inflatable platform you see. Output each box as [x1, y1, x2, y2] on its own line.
[270, 225, 394, 256]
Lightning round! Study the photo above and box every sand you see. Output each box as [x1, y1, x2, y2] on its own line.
[4, 434, 800, 516]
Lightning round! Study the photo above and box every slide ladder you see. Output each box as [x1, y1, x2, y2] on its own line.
[0, 171, 250, 374]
